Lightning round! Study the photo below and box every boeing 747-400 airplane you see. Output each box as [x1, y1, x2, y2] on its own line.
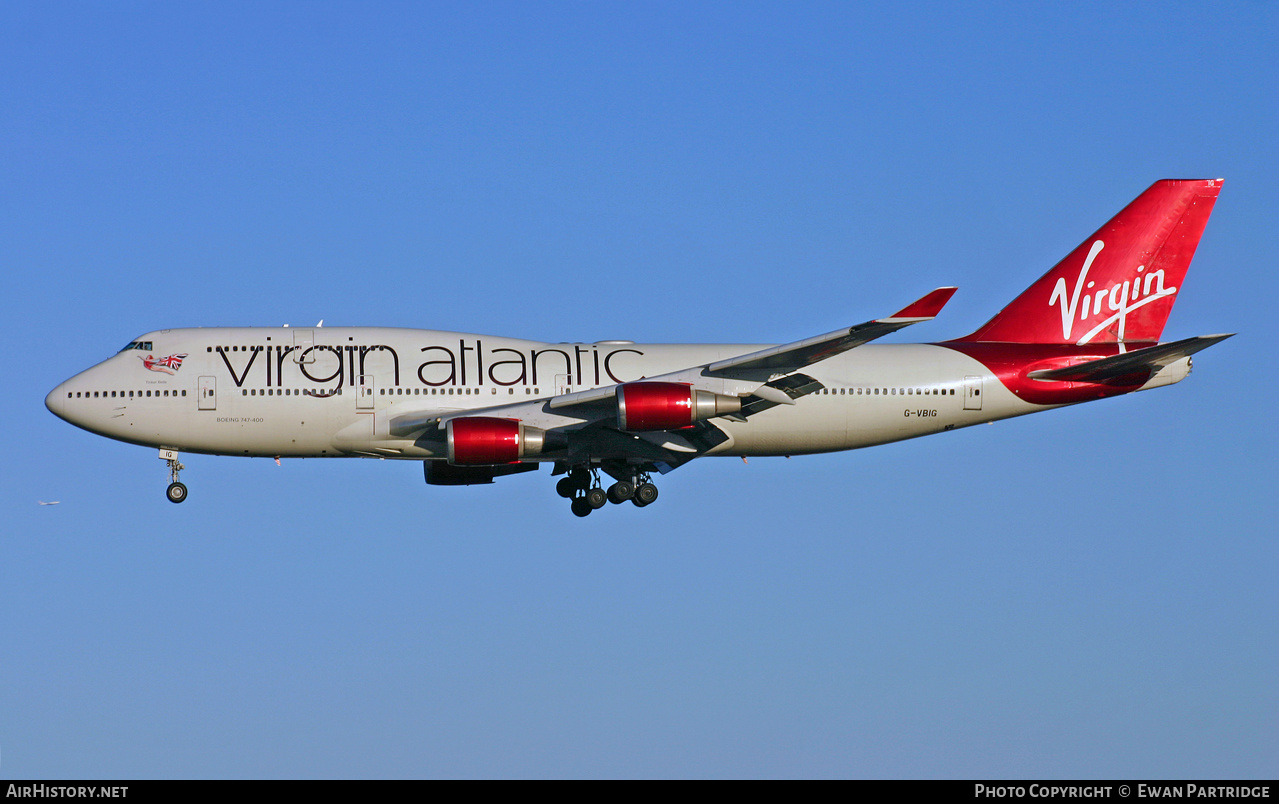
[47, 179, 1231, 516]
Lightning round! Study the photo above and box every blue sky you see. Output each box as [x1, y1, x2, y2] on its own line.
[3, 1, 1275, 778]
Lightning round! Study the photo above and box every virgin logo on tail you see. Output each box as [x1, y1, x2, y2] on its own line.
[1048, 240, 1176, 344]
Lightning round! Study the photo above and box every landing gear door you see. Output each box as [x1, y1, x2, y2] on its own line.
[963, 375, 983, 410]
[357, 374, 375, 411]
[198, 376, 217, 410]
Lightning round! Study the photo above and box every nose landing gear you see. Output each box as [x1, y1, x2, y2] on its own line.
[160, 448, 187, 504]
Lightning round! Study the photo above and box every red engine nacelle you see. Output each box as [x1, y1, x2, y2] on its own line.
[616, 382, 742, 431]
[446, 417, 546, 465]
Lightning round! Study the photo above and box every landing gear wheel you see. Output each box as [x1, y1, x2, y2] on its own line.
[585, 487, 608, 509]
[607, 481, 634, 504]
[556, 477, 577, 498]
[570, 498, 593, 518]
[160, 450, 187, 505]
[633, 482, 659, 507]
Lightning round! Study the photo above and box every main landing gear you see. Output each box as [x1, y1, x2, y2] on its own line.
[555, 466, 659, 517]
[160, 449, 187, 504]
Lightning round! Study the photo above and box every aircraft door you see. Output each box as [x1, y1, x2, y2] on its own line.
[198, 376, 217, 410]
[293, 329, 315, 363]
[357, 374, 375, 410]
[555, 373, 570, 396]
[963, 375, 983, 410]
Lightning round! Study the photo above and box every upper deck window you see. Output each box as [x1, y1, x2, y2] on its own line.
[119, 341, 154, 352]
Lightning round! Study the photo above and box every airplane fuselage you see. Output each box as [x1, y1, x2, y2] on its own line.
[46, 326, 1181, 462]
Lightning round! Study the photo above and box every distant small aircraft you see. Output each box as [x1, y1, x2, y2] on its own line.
[45, 179, 1231, 516]
[37, 501, 60, 506]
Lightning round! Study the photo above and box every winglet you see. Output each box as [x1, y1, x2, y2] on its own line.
[881, 287, 958, 322]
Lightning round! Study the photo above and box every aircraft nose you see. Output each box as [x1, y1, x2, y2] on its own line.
[46, 382, 68, 421]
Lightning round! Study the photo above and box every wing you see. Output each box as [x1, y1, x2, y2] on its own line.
[390, 288, 958, 470]
[705, 287, 957, 374]
[540, 286, 957, 411]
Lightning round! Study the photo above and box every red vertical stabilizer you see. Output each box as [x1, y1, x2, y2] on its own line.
[958, 179, 1222, 345]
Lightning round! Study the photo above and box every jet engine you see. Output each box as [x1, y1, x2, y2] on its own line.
[446, 417, 546, 465]
[616, 382, 742, 431]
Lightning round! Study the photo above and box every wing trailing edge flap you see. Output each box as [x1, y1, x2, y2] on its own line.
[1027, 334, 1234, 383]
[731, 373, 826, 420]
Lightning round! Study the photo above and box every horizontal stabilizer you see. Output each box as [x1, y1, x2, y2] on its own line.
[1027, 334, 1233, 383]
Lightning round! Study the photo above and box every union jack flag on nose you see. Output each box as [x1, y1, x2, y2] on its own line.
[141, 353, 188, 374]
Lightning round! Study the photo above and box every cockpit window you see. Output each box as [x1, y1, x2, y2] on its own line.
[119, 341, 154, 352]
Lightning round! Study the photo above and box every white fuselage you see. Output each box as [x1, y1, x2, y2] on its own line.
[46, 326, 1038, 461]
